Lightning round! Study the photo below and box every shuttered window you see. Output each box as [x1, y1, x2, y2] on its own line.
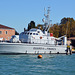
[5, 31, 8, 34]
[0, 31, 2, 34]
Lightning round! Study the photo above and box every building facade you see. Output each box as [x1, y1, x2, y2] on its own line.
[0, 24, 15, 41]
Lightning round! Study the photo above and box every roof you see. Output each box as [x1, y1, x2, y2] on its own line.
[29, 28, 41, 32]
[0, 24, 14, 29]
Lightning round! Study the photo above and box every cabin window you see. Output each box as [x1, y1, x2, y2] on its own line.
[0, 31, 2, 34]
[30, 33, 32, 35]
[5, 31, 8, 34]
[37, 31, 40, 33]
[36, 33, 38, 35]
[33, 33, 35, 35]
[27, 33, 29, 35]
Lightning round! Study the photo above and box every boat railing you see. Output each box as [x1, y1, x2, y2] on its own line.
[28, 39, 55, 45]
[20, 38, 66, 45]
[27, 39, 66, 45]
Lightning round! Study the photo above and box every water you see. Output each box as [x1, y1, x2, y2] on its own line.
[0, 54, 75, 75]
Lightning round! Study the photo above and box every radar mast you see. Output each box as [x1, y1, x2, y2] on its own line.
[42, 7, 51, 32]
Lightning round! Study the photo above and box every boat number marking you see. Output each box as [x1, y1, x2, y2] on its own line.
[33, 47, 56, 50]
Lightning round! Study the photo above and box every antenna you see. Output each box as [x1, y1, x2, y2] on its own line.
[42, 7, 51, 32]
[47, 7, 50, 15]
[44, 7, 46, 17]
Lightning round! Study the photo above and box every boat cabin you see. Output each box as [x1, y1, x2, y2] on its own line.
[19, 28, 55, 44]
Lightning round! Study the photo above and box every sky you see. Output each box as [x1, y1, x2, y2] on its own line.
[0, 0, 75, 33]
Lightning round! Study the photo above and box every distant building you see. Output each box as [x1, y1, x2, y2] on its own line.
[0, 24, 15, 41]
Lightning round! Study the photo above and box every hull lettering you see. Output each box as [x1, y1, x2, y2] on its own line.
[33, 47, 56, 50]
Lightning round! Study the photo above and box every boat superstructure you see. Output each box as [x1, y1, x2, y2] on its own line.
[19, 28, 56, 45]
[0, 7, 69, 54]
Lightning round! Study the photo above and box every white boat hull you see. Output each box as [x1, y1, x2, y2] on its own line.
[0, 42, 67, 54]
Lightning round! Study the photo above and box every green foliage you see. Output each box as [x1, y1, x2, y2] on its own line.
[37, 24, 43, 30]
[49, 24, 60, 38]
[60, 17, 74, 24]
[27, 21, 35, 30]
[50, 17, 75, 38]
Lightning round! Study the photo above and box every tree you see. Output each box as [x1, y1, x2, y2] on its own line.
[53, 24, 60, 37]
[70, 21, 75, 37]
[37, 24, 43, 30]
[49, 17, 75, 38]
[60, 17, 74, 24]
[27, 21, 35, 30]
[49, 24, 60, 38]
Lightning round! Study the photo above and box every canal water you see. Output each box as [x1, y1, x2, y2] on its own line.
[0, 54, 75, 75]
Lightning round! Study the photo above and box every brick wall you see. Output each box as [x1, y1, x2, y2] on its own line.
[0, 29, 15, 41]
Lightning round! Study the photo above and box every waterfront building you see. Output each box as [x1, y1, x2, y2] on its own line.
[0, 24, 15, 41]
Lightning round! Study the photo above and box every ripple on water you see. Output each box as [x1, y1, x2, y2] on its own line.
[0, 54, 75, 75]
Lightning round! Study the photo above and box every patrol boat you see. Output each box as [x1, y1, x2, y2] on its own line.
[0, 7, 69, 54]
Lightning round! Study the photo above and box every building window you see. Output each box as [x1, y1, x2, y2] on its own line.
[0, 31, 2, 34]
[5, 31, 8, 34]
